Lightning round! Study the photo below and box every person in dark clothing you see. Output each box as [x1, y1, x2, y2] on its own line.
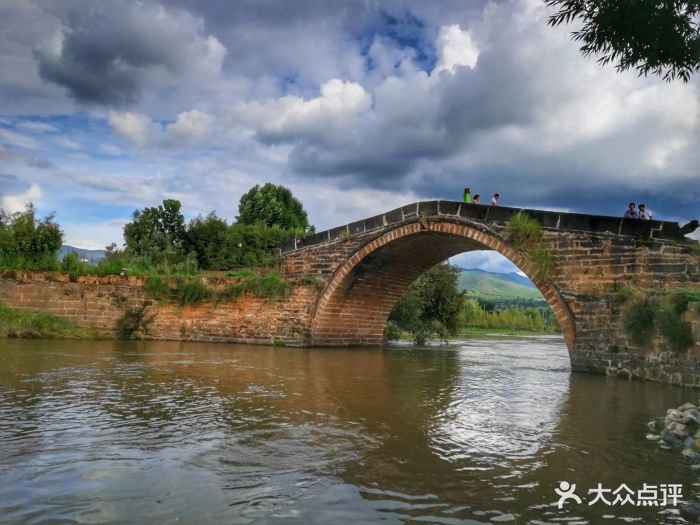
[624, 203, 637, 219]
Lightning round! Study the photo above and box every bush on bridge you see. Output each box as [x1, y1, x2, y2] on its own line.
[619, 288, 697, 352]
[506, 213, 556, 280]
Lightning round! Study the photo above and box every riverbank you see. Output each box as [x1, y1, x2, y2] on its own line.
[0, 303, 105, 339]
[459, 326, 560, 337]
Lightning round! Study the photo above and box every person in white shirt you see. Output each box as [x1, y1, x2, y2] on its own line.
[491, 193, 500, 206]
[638, 203, 652, 220]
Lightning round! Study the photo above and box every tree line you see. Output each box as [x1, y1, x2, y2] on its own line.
[0, 183, 312, 275]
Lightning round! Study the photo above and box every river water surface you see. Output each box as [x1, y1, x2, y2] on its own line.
[0, 337, 696, 524]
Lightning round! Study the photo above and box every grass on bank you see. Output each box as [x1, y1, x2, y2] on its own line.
[0, 303, 104, 339]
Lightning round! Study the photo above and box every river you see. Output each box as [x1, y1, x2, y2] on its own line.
[0, 336, 696, 524]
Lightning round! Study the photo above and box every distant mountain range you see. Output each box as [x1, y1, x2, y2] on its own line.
[457, 268, 544, 302]
[60, 245, 107, 264]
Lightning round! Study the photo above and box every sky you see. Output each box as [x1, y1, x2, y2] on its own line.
[1, 0, 698, 274]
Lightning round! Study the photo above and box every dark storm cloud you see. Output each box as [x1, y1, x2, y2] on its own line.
[34, 1, 220, 106]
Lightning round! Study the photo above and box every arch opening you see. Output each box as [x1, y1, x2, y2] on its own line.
[311, 221, 575, 355]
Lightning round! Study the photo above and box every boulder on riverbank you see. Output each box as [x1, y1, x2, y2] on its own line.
[648, 401, 700, 461]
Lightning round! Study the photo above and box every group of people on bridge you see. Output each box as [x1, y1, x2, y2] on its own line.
[624, 202, 653, 220]
[463, 188, 499, 206]
[462, 188, 656, 221]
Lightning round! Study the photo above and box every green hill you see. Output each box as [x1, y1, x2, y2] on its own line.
[457, 268, 544, 303]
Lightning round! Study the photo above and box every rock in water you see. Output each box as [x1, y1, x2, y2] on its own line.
[680, 502, 700, 523]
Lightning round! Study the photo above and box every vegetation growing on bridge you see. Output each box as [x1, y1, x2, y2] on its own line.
[141, 272, 294, 305]
[617, 287, 698, 353]
[506, 213, 556, 280]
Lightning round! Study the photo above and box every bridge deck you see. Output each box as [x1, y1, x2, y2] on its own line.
[281, 201, 689, 253]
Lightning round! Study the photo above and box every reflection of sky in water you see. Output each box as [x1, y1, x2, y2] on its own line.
[431, 337, 570, 470]
[0, 338, 696, 525]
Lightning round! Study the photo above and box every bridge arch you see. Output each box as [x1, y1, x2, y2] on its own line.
[310, 218, 576, 353]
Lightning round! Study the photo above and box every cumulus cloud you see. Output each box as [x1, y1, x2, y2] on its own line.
[109, 109, 216, 148]
[236, 79, 371, 141]
[34, 1, 226, 106]
[0, 0, 698, 251]
[1, 182, 42, 212]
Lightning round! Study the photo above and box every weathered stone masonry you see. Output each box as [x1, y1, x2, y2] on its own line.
[279, 201, 700, 385]
[0, 271, 318, 346]
[1, 200, 699, 386]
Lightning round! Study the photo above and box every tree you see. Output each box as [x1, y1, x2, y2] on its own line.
[185, 212, 232, 270]
[388, 264, 465, 344]
[123, 199, 186, 262]
[546, 0, 700, 81]
[237, 183, 312, 232]
[0, 204, 63, 269]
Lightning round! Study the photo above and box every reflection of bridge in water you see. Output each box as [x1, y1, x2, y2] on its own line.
[279, 201, 699, 374]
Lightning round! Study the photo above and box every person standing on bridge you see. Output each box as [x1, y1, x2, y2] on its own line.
[638, 204, 653, 220]
[463, 188, 472, 204]
[473, 194, 481, 204]
[624, 203, 638, 219]
[491, 193, 500, 206]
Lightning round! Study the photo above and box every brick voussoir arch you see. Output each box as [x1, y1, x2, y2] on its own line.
[310, 217, 576, 353]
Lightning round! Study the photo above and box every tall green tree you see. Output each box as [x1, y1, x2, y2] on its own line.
[237, 183, 312, 232]
[185, 212, 232, 270]
[0, 204, 63, 269]
[123, 199, 186, 263]
[388, 264, 465, 344]
[546, 0, 700, 81]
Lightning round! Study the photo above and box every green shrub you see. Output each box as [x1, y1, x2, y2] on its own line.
[60, 252, 89, 274]
[384, 321, 402, 341]
[506, 213, 543, 248]
[623, 298, 656, 346]
[612, 286, 636, 304]
[116, 305, 154, 339]
[531, 246, 556, 280]
[0, 204, 63, 271]
[656, 300, 694, 353]
[176, 279, 209, 305]
[144, 275, 171, 300]
[225, 269, 257, 280]
[691, 243, 700, 255]
[0, 303, 103, 339]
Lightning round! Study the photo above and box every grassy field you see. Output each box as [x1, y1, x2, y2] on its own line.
[458, 326, 559, 337]
[0, 304, 105, 339]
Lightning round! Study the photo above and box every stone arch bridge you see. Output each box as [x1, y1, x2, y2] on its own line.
[280, 201, 700, 375]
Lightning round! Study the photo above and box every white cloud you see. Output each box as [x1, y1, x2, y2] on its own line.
[434, 25, 479, 73]
[1, 183, 42, 212]
[109, 109, 216, 148]
[236, 79, 371, 138]
[58, 137, 81, 150]
[108, 112, 161, 146]
[17, 121, 59, 133]
[0, 128, 39, 149]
